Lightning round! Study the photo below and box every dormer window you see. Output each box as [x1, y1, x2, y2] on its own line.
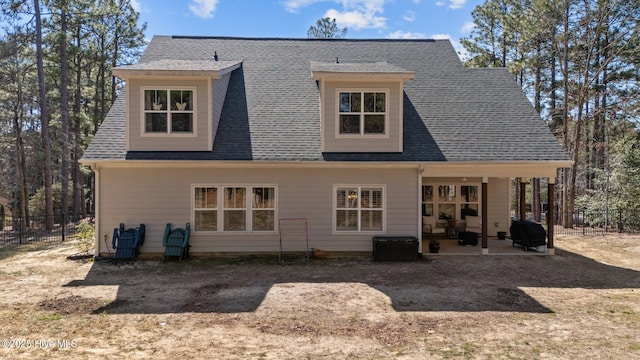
[338, 91, 387, 135]
[143, 88, 195, 134]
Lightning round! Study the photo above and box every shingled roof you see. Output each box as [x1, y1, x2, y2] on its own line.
[83, 36, 569, 163]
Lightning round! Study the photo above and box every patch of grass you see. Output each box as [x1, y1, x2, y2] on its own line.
[38, 313, 63, 321]
[629, 342, 640, 351]
[0, 244, 24, 261]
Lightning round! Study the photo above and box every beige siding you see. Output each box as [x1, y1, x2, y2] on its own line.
[487, 178, 511, 236]
[97, 166, 419, 255]
[128, 78, 211, 151]
[211, 73, 231, 144]
[323, 81, 402, 152]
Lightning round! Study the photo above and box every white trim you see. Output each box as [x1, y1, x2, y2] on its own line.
[191, 184, 278, 235]
[140, 86, 198, 137]
[335, 88, 390, 138]
[332, 184, 386, 234]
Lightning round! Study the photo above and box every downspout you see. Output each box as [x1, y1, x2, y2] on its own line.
[92, 164, 100, 258]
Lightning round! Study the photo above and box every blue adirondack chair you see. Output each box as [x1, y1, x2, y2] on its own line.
[112, 223, 145, 263]
[162, 223, 190, 262]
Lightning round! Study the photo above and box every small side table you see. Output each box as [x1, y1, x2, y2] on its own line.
[446, 220, 459, 239]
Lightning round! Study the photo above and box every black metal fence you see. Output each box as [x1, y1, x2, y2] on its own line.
[0, 214, 90, 244]
[555, 208, 640, 236]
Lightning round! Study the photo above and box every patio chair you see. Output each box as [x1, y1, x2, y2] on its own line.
[112, 223, 145, 263]
[422, 216, 445, 242]
[162, 223, 190, 262]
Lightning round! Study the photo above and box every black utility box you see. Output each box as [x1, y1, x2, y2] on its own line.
[458, 231, 478, 246]
[510, 220, 547, 250]
[372, 236, 419, 261]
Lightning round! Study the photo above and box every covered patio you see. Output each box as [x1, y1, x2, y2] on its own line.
[419, 161, 570, 255]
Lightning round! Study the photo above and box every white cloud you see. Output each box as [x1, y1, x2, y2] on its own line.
[461, 21, 475, 33]
[189, 0, 219, 19]
[448, 0, 466, 9]
[283, 0, 323, 13]
[284, 0, 388, 29]
[435, 1, 445, 6]
[325, 8, 386, 29]
[403, 10, 416, 22]
[129, 0, 141, 13]
[431, 33, 450, 40]
[386, 30, 427, 39]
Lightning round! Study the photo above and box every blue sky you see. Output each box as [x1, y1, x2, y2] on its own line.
[131, 0, 484, 59]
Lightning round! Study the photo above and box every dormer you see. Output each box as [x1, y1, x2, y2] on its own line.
[112, 59, 241, 152]
[311, 61, 414, 153]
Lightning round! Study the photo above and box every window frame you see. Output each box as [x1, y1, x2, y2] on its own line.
[141, 86, 197, 137]
[333, 184, 386, 234]
[335, 89, 389, 138]
[192, 184, 278, 234]
[422, 183, 481, 222]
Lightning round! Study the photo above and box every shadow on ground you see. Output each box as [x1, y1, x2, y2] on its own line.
[64, 248, 640, 315]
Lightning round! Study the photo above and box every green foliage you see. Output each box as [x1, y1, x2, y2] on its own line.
[29, 183, 73, 219]
[75, 218, 95, 253]
[307, 17, 347, 39]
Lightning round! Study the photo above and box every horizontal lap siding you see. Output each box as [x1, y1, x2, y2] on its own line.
[488, 178, 511, 235]
[98, 166, 418, 254]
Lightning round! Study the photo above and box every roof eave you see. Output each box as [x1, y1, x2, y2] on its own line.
[311, 72, 415, 81]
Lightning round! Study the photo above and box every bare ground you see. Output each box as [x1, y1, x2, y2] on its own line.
[0, 233, 638, 359]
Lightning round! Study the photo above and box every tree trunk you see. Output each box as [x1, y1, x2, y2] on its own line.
[60, 4, 70, 227]
[34, 0, 54, 229]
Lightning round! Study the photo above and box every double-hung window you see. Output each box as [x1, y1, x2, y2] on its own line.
[338, 91, 386, 135]
[193, 185, 276, 232]
[143, 88, 194, 134]
[335, 185, 384, 232]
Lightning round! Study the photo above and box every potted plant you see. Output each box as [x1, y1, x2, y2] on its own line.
[428, 240, 440, 253]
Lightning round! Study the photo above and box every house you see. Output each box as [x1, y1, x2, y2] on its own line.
[81, 36, 571, 257]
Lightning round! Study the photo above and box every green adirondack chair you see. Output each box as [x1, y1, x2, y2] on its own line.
[162, 223, 190, 262]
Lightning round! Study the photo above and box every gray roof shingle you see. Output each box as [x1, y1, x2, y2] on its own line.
[83, 36, 569, 163]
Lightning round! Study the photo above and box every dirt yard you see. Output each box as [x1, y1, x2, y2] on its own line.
[0, 233, 638, 359]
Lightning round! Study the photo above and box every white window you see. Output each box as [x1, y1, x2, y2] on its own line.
[338, 91, 387, 135]
[422, 184, 480, 221]
[193, 185, 277, 233]
[143, 88, 195, 134]
[335, 185, 384, 232]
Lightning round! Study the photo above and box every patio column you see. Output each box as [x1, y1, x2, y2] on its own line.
[482, 177, 488, 253]
[547, 179, 555, 255]
[519, 179, 527, 220]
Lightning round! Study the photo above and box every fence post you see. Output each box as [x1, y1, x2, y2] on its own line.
[61, 213, 65, 243]
[618, 208, 623, 233]
[18, 216, 23, 244]
[582, 208, 586, 236]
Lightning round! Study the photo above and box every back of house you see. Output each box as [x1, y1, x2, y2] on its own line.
[81, 36, 570, 257]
